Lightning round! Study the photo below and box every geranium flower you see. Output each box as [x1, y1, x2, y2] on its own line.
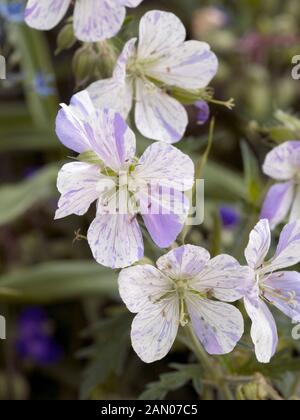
[55, 91, 194, 269]
[24, 0, 143, 42]
[119, 245, 247, 363]
[261, 141, 300, 229]
[87, 10, 218, 143]
[244, 219, 300, 363]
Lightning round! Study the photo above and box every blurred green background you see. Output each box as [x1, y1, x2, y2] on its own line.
[1, 0, 300, 400]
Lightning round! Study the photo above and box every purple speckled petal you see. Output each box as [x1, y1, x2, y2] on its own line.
[135, 141, 194, 191]
[193, 254, 251, 302]
[265, 221, 300, 272]
[263, 141, 300, 181]
[138, 187, 189, 248]
[157, 245, 210, 280]
[131, 297, 179, 363]
[145, 40, 218, 90]
[73, 0, 126, 42]
[118, 264, 174, 313]
[264, 271, 300, 321]
[260, 181, 294, 230]
[137, 11, 218, 90]
[55, 91, 94, 154]
[245, 219, 271, 270]
[142, 213, 183, 249]
[83, 108, 136, 171]
[244, 297, 278, 363]
[138, 11, 186, 60]
[25, 0, 70, 30]
[69, 90, 95, 119]
[87, 39, 136, 118]
[187, 295, 244, 355]
[55, 162, 114, 219]
[135, 78, 188, 143]
[87, 214, 144, 269]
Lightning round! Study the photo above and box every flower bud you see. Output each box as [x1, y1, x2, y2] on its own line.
[56, 23, 76, 54]
[72, 47, 96, 85]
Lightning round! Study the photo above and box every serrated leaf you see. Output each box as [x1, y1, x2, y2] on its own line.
[79, 312, 132, 400]
[139, 364, 203, 401]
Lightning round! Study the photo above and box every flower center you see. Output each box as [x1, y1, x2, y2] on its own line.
[127, 56, 159, 79]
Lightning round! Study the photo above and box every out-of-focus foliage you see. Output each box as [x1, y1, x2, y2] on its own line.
[1, 0, 300, 400]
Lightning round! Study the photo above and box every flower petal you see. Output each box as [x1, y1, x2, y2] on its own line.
[186, 295, 244, 355]
[244, 297, 278, 363]
[145, 40, 218, 90]
[260, 182, 294, 230]
[290, 185, 300, 223]
[263, 141, 300, 181]
[55, 91, 94, 153]
[157, 245, 210, 280]
[87, 214, 144, 268]
[245, 219, 271, 270]
[264, 271, 300, 320]
[69, 90, 96, 118]
[131, 297, 179, 363]
[83, 108, 136, 172]
[74, 0, 125, 42]
[87, 77, 133, 120]
[135, 141, 194, 191]
[87, 39, 136, 118]
[25, 0, 70, 30]
[135, 79, 188, 143]
[138, 11, 186, 60]
[138, 188, 188, 248]
[193, 255, 250, 302]
[55, 162, 113, 219]
[120, 0, 143, 7]
[118, 265, 174, 313]
[266, 220, 300, 272]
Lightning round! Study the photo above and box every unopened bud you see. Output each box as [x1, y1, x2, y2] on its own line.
[72, 47, 96, 85]
[56, 23, 76, 54]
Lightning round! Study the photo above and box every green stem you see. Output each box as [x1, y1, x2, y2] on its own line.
[187, 325, 234, 400]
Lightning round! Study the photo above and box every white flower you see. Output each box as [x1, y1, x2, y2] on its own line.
[119, 245, 247, 363]
[244, 219, 300, 363]
[55, 91, 194, 269]
[25, 0, 143, 42]
[87, 10, 218, 143]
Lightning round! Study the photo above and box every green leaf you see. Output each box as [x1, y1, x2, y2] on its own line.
[0, 261, 118, 302]
[204, 161, 246, 202]
[139, 364, 202, 400]
[79, 312, 132, 400]
[0, 164, 59, 226]
[8, 24, 59, 126]
[241, 141, 262, 204]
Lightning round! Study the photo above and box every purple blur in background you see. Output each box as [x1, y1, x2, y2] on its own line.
[220, 205, 240, 228]
[16, 307, 62, 366]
